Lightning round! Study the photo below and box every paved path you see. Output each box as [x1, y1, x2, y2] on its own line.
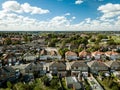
[87, 75, 103, 90]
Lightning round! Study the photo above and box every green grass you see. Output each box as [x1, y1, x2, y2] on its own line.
[84, 79, 91, 90]
[111, 36, 120, 43]
[61, 78, 72, 90]
[96, 77, 113, 90]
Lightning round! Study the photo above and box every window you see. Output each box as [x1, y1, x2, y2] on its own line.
[53, 67, 57, 70]
[76, 67, 78, 69]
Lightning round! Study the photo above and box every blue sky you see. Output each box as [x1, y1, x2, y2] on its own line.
[0, 0, 120, 31]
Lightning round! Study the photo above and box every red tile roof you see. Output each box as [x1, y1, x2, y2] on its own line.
[65, 51, 77, 56]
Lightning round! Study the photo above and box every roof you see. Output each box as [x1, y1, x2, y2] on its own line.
[50, 50, 57, 56]
[40, 49, 47, 55]
[71, 61, 88, 67]
[65, 51, 77, 56]
[24, 56, 36, 61]
[49, 61, 66, 68]
[87, 60, 108, 68]
[12, 63, 30, 70]
[105, 61, 120, 67]
[2, 66, 15, 73]
[30, 62, 44, 67]
[23, 52, 35, 57]
[79, 50, 90, 57]
[92, 51, 104, 56]
[0, 66, 15, 80]
[3, 53, 16, 59]
[105, 51, 118, 56]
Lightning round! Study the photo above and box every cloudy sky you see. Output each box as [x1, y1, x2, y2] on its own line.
[0, 0, 120, 31]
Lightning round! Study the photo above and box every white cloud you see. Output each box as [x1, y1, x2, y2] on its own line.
[2, 1, 49, 14]
[75, 0, 83, 5]
[0, 1, 120, 31]
[65, 13, 70, 16]
[72, 16, 76, 19]
[98, 3, 120, 19]
[85, 18, 91, 23]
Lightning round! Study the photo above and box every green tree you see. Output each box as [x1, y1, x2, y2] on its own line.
[41, 75, 50, 86]
[59, 48, 69, 59]
[107, 39, 116, 45]
[7, 81, 12, 89]
[23, 35, 31, 43]
[4, 38, 12, 45]
[50, 79, 60, 89]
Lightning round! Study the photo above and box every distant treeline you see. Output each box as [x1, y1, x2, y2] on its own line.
[0, 31, 120, 34]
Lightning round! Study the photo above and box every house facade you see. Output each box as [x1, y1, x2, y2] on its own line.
[79, 50, 91, 60]
[65, 51, 78, 60]
[87, 61, 108, 74]
[49, 61, 66, 76]
[0, 66, 16, 83]
[12, 62, 46, 76]
[70, 61, 88, 77]
[23, 52, 37, 62]
[105, 51, 119, 60]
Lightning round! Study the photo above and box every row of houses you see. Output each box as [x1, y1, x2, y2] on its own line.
[65, 50, 120, 60]
[1, 60, 120, 88]
[0, 47, 61, 66]
[1, 60, 119, 79]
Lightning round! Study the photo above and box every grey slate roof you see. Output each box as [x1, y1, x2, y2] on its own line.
[71, 61, 88, 68]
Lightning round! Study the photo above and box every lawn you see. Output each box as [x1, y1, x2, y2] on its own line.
[96, 78, 111, 90]
[61, 78, 72, 90]
[84, 79, 91, 90]
[95, 77, 120, 90]
[111, 36, 120, 44]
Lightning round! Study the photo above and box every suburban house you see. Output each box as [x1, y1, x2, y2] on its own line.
[91, 51, 105, 60]
[12, 62, 46, 76]
[39, 49, 50, 60]
[50, 50, 57, 56]
[40, 49, 47, 55]
[87, 61, 109, 74]
[49, 50, 61, 60]
[79, 50, 91, 60]
[0, 66, 16, 83]
[12, 63, 30, 74]
[23, 52, 37, 62]
[25, 62, 46, 76]
[70, 61, 88, 77]
[105, 61, 120, 71]
[3, 53, 17, 65]
[105, 51, 119, 60]
[49, 61, 66, 76]
[65, 51, 78, 60]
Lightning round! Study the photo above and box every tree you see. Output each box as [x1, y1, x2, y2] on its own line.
[23, 35, 31, 43]
[41, 75, 50, 86]
[48, 38, 59, 47]
[50, 79, 60, 89]
[4, 38, 12, 45]
[97, 34, 108, 40]
[107, 39, 116, 45]
[7, 81, 12, 89]
[90, 38, 96, 42]
[58, 48, 69, 59]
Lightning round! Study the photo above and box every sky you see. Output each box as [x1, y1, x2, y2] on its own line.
[0, 0, 120, 31]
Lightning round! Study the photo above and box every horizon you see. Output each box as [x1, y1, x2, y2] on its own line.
[0, 0, 120, 31]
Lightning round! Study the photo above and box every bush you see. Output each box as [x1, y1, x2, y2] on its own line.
[7, 81, 12, 89]
[50, 79, 60, 89]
